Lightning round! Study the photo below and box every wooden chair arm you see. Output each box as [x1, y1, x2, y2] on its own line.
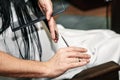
[71, 61, 120, 80]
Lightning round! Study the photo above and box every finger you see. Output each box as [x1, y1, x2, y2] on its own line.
[53, 30, 59, 43]
[48, 17, 58, 41]
[48, 17, 55, 39]
[67, 58, 90, 64]
[67, 52, 91, 59]
[55, 29, 59, 41]
[46, 9, 53, 20]
[68, 61, 88, 69]
[46, 1, 53, 20]
[65, 47, 87, 52]
[58, 47, 87, 54]
[79, 58, 90, 63]
[67, 58, 79, 63]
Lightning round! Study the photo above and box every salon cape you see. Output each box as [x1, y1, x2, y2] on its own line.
[0, 22, 120, 80]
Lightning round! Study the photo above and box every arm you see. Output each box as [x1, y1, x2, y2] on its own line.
[0, 51, 48, 78]
[0, 47, 90, 78]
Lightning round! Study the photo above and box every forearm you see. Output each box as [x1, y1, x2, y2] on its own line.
[0, 47, 90, 78]
[0, 51, 48, 78]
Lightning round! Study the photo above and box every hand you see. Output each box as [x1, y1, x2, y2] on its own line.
[38, 0, 58, 42]
[45, 47, 91, 78]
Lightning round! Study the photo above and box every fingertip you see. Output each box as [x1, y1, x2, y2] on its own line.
[53, 38, 58, 43]
[88, 54, 91, 58]
[54, 38, 59, 43]
[80, 48, 87, 52]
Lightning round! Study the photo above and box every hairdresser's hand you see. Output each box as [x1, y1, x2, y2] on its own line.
[38, 0, 58, 42]
[45, 47, 91, 78]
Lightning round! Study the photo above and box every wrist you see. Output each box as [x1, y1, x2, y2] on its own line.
[41, 61, 54, 78]
[42, 61, 61, 78]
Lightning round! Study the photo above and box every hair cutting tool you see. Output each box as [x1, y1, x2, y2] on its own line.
[60, 34, 69, 47]
[44, 18, 69, 47]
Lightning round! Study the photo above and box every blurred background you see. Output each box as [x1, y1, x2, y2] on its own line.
[54, 0, 112, 30]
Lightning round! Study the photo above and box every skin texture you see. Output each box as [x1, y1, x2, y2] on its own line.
[38, 0, 58, 42]
[0, 47, 90, 78]
[0, 0, 91, 78]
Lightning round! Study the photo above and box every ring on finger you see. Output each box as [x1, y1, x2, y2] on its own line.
[78, 58, 81, 62]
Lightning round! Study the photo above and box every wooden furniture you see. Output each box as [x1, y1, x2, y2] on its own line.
[71, 61, 120, 80]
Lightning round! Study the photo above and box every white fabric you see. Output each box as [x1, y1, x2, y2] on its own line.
[0, 23, 120, 80]
[52, 24, 120, 80]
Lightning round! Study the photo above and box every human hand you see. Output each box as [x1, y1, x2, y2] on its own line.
[45, 47, 91, 78]
[38, 0, 58, 42]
